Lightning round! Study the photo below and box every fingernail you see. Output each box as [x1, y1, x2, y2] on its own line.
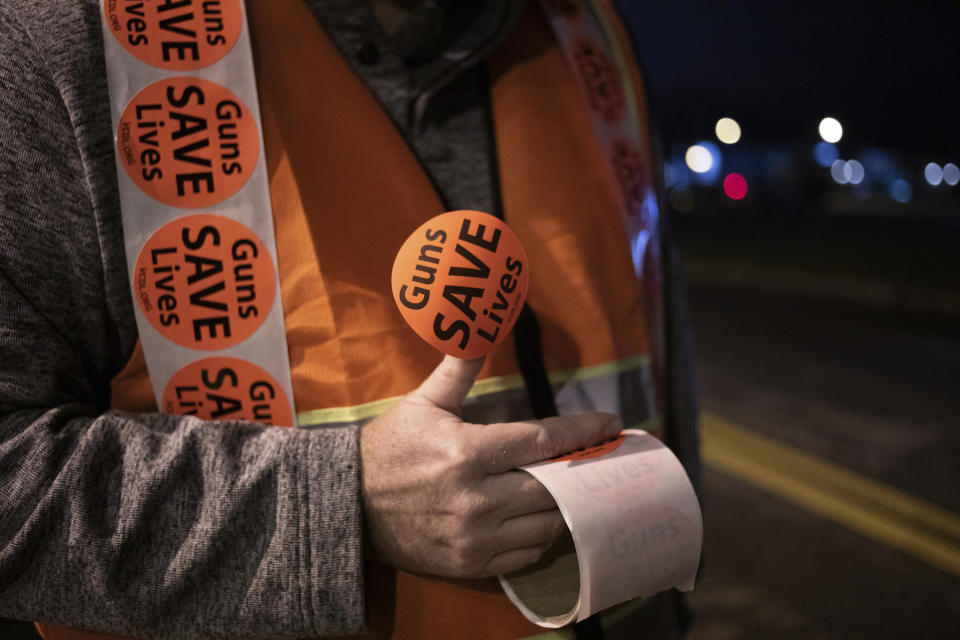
[605, 414, 624, 433]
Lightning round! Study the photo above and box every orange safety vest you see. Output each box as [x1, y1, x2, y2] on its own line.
[39, 2, 663, 638]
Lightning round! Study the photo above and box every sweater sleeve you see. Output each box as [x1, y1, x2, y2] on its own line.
[0, 5, 364, 638]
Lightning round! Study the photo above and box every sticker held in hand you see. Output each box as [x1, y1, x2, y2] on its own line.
[391, 210, 529, 359]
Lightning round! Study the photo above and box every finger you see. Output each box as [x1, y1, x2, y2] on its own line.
[482, 545, 551, 577]
[482, 471, 557, 518]
[489, 509, 566, 554]
[412, 355, 485, 414]
[473, 412, 623, 473]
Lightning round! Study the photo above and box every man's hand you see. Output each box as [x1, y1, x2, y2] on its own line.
[360, 355, 622, 578]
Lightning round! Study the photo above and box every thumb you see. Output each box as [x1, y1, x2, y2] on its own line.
[412, 355, 485, 415]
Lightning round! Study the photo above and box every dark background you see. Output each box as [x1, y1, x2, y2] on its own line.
[619, 1, 960, 638]
[623, 0, 960, 153]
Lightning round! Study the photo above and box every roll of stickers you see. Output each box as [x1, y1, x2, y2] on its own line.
[98, 0, 297, 426]
[392, 212, 702, 628]
[499, 430, 702, 627]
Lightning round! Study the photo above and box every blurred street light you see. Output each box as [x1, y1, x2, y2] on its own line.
[943, 163, 960, 186]
[846, 159, 865, 185]
[890, 179, 912, 203]
[830, 158, 848, 184]
[813, 141, 839, 167]
[685, 144, 715, 173]
[924, 162, 943, 186]
[723, 173, 748, 199]
[819, 117, 843, 143]
[715, 117, 741, 144]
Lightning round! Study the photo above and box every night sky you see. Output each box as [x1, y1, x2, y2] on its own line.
[619, 1, 960, 155]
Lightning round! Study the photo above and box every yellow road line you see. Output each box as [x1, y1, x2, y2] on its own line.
[701, 411, 960, 577]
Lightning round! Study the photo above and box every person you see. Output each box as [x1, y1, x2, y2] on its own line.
[0, 1, 700, 638]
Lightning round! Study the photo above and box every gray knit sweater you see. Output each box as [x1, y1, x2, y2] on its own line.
[0, 1, 699, 638]
[0, 2, 365, 637]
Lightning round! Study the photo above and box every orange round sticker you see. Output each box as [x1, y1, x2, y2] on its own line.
[552, 433, 660, 502]
[391, 210, 529, 359]
[550, 432, 627, 462]
[117, 77, 259, 208]
[163, 357, 293, 426]
[133, 214, 276, 350]
[102, 0, 244, 71]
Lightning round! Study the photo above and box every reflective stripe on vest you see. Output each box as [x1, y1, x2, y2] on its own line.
[295, 355, 658, 437]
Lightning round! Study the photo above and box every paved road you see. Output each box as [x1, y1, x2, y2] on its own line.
[684, 283, 960, 639]
[690, 285, 960, 511]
